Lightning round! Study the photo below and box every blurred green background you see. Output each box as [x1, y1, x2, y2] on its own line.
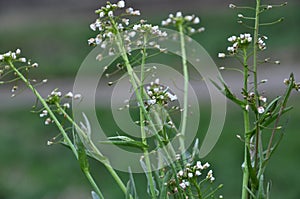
[1, 0, 300, 198]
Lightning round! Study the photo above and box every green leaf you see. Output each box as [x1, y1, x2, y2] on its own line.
[76, 137, 90, 172]
[99, 136, 148, 150]
[126, 167, 139, 199]
[211, 77, 245, 106]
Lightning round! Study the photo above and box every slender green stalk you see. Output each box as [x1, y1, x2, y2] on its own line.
[241, 48, 250, 199]
[84, 170, 104, 199]
[178, 23, 188, 161]
[8, 60, 79, 159]
[139, 34, 157, 199]
[57, 105, 129, 196]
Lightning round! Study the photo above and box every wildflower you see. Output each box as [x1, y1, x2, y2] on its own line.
[238, 13, 243, 18]
[65, 92, 73, 98]
[40, 110, 48, 117]
[257, 106, 265, 114]
[117, 0, 125, 8]
[258, 36, 267, 50]
[267, 5, 273, 9]
[195, 170, 201, 176]
[218, 53, 226, 58]
[275, 60, 280, 64]
[63, 103, 70, 109]
[45, 118, 52, 125]
[176, 11, 182, 18]
[32, 63, 39, 67]
[16, 49, 21, 54]
[193, 17, 200, 24]
[179, 182, 187, 189]
[188, 173, 193, 178]
[196, 161, 203, 169]
[184, 15, 193, 21]
[47, 140, 53, 146]
[74, 94, 82, 99]
[259, 96, 267, 103]
[19, 57, 26, 63]
[178, 170, 184, 177]
[203, 162, 210, 169]
[42, 79, 48, 83]
[229, 3, 236, 9]
[108, 10, 114, 17]
[244, 104, 249, 111]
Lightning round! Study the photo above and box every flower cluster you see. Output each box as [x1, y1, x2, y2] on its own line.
[258, 36, 267, 50]
[88, 1, 141, 47]
[218, 33, 269, 58]
[244, 91, 268, 114]
[161, 12, 205, 34]
[41, 90, 81, 125]
[168, 160, 216, 195]
[144, 78, 177, 109]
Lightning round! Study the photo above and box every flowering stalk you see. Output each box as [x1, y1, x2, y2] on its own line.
[56, 103, 129, 197]
[178, 22, 188, 161]
[6, 59, 108, 198]
[241, 48, 251, 199]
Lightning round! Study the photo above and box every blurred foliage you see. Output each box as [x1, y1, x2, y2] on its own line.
[0, 100, 300, 198]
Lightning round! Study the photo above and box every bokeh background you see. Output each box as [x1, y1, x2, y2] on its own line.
[1, 0, 300, 198]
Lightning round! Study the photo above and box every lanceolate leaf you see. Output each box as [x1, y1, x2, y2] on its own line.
[99, 136, 148, 150]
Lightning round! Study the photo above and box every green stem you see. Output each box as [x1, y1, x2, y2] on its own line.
[57, 105, 128, 196]
[241, 48, 250, 199]
[139, 34, 157, 199]
[84, 170, 104, 199]
[8, 60, 79, 159]
[178, 23, 188, 161]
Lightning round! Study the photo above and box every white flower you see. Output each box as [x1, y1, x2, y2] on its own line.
[188, 173, 193, 178]
[227, 35, 237, 42]
[40, 110, 48, 117]
[63, 103, 70, 109]
[90, 23, 96, 31]
[45, 118, 52, 125]
[245, 104, 249, 111]
[117, 0, 125, 8]
[195, 170, 201, 176]
[42, 79, 48, 83]
[176, 11, 182, 18]
[179, 182, 186, 189]
[19, 57, 26, 62]
[196, 161, 203, 169]
[132, 10, 140, 16]
[275, 60, 280, 64]
[32, 63, 39, 67]
[133, 24, 141, 31]
[88, 38, 95, 45]
[193, 17, 200, 24]
[198, 27, 205, 32]
[184, 15, 193, 21]
[267, 5, 272, 9]
[108, 11, 113, 17]
[238, 13, 243, 18]
[74, 94, 82, 99]
[259, 96, 267, 103]
[229, 4, 236, 8]
[178, 170, 184, 176]
[126, 7, 133, 14]
[99, 11, 105, 18]
[218, 53, 226, 58]
[16, 49, 21, 54]
[0, 54, 3, 60]
[203, 162, 210, 169]
[257, 106, 265, 114]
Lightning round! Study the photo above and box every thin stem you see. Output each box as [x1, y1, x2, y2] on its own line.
[178, 23, 188, 161]
[57, 104, 129, 196]
[8, 60, 79, 159]
[241, 48, 250, 199]
[84, 170, 105, 199]
[140, 34, 157, 199]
